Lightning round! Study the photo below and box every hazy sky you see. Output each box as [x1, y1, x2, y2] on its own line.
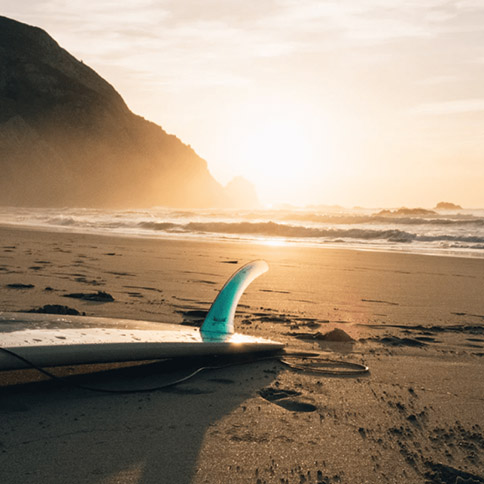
[2, 0, 484, 207]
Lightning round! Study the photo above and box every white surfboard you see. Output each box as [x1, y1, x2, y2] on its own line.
[0, 260, 284, 371]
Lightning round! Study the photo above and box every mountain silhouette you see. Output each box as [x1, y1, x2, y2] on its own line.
[0, 16, 256, 208]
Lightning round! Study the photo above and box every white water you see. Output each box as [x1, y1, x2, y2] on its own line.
[1, 206, 484, 258]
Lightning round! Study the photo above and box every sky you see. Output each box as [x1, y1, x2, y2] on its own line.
[2, 0, 484, 208]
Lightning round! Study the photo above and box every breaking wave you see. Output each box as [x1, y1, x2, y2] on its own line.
[278, 213, 484, 227]
[1, 206, 484, 257]
[137, 220, 484, 245]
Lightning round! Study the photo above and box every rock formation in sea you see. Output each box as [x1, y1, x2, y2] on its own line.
[224, 176, 260, 209]
[434, 202, 463, 210]
[0, 16, 257, 208]
[375, 207, 436, 217]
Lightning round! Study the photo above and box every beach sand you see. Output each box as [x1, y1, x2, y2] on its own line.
[1, 224, 483, 484]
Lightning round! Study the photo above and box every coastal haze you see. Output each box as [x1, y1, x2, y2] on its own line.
[0, 16, 257, 209]
[1, 4, 484, 484]
[2, 0, 484, 208]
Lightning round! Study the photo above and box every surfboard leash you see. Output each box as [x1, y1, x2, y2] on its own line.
[0, 346, 244, 394]
[279, 352, 369, 376]
[0, 347, 369, 394]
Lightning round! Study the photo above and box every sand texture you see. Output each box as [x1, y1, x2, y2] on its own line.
[1, 225, 484, 484]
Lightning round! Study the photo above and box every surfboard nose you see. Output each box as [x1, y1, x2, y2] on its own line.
[200, 260, 269, 342]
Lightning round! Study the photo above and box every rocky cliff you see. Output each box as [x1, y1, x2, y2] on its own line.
[0, 16, 252, 208]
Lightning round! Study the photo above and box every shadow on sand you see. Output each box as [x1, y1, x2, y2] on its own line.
[0, 355, 282, 484]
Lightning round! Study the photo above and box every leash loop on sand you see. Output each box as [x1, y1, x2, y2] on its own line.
[280, 352, 369, 376]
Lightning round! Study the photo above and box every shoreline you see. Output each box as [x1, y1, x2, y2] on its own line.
[1, 221, 483, 262]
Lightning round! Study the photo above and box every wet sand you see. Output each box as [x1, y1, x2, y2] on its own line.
[1, 224, 483, 483]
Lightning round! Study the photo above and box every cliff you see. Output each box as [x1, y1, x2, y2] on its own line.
[0, 16, 251, 208]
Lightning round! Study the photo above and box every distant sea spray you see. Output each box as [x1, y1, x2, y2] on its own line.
[1, 206, 484, 258]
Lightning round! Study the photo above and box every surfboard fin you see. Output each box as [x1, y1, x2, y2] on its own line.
[200, 260, 269, 342]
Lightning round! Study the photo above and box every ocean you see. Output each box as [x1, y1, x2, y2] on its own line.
[1, 206, 484, 258]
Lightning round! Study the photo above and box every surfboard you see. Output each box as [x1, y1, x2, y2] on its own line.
[0, 260, 284, 371]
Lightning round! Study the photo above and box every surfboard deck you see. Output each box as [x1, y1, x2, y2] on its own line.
[0, 260, 284, 371]
[0, 312, 284, 371]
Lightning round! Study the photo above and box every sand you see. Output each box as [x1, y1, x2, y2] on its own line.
[0, 224, 483, 484]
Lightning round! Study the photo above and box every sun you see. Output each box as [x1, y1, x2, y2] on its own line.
[239, 119, 312, 181]
[215, 98, 338, 206]
[233, 113, 334, 205]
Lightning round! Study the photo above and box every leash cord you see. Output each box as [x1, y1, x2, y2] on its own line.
[0, 347, 369, 394]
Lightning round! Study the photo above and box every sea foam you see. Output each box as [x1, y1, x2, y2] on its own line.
[1, 206, 484, 258]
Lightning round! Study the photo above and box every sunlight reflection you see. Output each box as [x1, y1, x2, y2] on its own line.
[228, 333, 251, 344]
[259, 237, 288, 247]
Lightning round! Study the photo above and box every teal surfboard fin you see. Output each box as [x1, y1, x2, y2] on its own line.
[200, 260, 269, 342]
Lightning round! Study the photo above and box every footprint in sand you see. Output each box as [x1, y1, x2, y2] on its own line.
[259, 387, 316, 413]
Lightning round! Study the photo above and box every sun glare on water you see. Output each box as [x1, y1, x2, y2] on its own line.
[259, 237, 288, 247]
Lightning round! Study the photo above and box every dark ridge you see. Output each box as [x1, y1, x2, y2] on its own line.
[0, 16, 256, 208]
[63, 291, 114, 302]
[23, 304, 81, 315]
[6, 283, 34, 289]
